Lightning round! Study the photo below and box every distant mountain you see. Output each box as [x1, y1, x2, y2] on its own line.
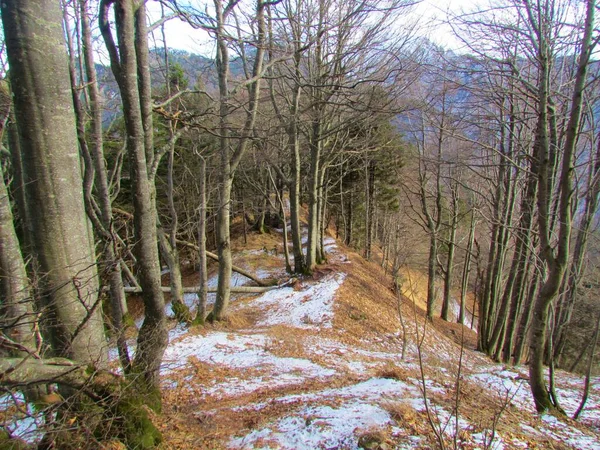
[93, 48, 251, 125]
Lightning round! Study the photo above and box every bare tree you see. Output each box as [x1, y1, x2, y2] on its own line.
[100, 0, 168, 396]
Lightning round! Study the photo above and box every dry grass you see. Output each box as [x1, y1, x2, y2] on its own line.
[151, 226, 595, 450]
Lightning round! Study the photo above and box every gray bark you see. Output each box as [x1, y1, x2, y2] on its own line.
[213, 0, 266, 320]
[2, 0, 107, 366]
[0, 163, 35, 354]
[100, 0, 167, 390]
[528, 0, 594, 413]
[196, 157, 208, 323]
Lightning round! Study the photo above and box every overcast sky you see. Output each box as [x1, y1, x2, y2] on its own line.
[147, 0, 483, 55]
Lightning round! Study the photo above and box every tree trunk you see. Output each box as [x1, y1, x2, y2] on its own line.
[364, 159, 375, 260]
[196, 157, 208, 324]
[270, 169, 292, 273]
[345, 189, 353, 246]
[79, 0, 131, 371]
[426, 233, 438, 320]
[459, 212, 476, 325]
[306, 119, 322, 272]
[441, 186, 458, 322]
[213, 0, 266, 319]
[0, 163, 35, 354]
[3, 0, 107, 367]
[553, 134, 600, 363]
[100, 0, 167, 394]
[528, 0, 594, 412]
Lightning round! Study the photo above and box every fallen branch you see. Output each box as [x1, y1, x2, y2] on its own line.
[0, 357, 86, 387]
[175, 239, 268, 286]
[123, 285, 277, 294]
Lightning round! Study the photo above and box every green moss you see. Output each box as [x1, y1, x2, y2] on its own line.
[115, 395, 162, 449]
[122, 312, 136, 329]
[172, 301, 192, 324]
[191, 314, 205, 326]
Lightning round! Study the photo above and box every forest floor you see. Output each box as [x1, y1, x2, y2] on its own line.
[2, 226, 599, 448]
[153, 228, 600, 449]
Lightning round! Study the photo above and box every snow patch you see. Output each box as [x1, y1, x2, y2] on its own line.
[161, 332, 334, 379]
[254, 273, 346, 329]
[230, 402, 393, 450]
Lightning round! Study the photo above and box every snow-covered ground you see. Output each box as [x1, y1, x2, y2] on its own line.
[159, 233, 600, 449]
[3, 230, 599, 449]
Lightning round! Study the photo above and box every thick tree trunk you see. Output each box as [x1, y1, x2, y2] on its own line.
[3, 0, 107, 366]
[553, 136, 600, 362]
[214, 172, 234, 320]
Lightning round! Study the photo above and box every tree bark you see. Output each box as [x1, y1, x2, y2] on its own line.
[100, 0, 167, 393]
[196, 157, 208, 323]
[212, 0, 267, 320]
[0, 163, 35, 354]
[3, 0, 107, 367]
[528, 0, 594, 413]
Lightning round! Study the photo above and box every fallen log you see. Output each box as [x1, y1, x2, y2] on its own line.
[123, 285, 277, 295]
[175, 239, 268, 286]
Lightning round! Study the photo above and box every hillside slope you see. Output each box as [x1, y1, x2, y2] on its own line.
[155, 231, 600, 449]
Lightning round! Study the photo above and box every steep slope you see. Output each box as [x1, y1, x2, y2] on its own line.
[155, 230, 600, 449]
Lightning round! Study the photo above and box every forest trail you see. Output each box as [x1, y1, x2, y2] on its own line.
[155, 230, 600, 449]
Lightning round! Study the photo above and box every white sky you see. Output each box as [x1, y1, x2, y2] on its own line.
[147, 0, 482, 55]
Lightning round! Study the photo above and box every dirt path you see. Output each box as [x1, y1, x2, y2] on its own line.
[157, 235, 600, 449]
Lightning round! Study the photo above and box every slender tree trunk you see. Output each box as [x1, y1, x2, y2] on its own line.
[307, 118, 322, 272]
[426, 233, 438, 320]
[196, 157, 208, 324]
[364, 159, 375, 260]
[6, 113, 30, 251]
[573, 311, 600, 420]
[345, 189, 353, 246]
[528, 0, 594, 412]
[80, 0, 131, 371]
[213, 0, 266, 319]
[100, 0, 167, 394]
[270, 169, 292, 272]
[441, 186, 458, 322]
[459, 212, 476, 324]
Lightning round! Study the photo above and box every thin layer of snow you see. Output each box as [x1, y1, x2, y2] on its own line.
[540, 413, 600, 450]
[230, 402, 393, 450]
[254, 273, 346, 329]
[469, 368, 531, 409]
[161, 332, 335, 379]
